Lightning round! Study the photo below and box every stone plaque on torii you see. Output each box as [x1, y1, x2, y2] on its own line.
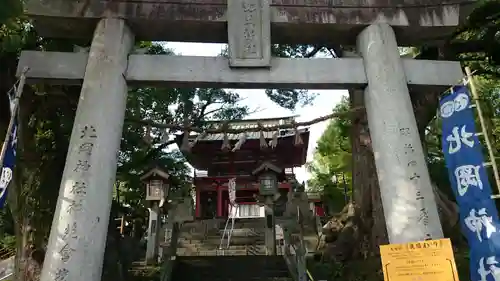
[16, 1, 474, 281]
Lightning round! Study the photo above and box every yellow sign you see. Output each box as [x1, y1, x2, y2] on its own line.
[380, 238, 460, 281]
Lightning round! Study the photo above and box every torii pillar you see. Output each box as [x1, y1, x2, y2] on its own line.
[357, 23, 444, 243]
[38, 17, 134, 281]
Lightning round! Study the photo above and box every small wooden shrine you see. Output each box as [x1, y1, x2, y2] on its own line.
[176, 116, 310, 219]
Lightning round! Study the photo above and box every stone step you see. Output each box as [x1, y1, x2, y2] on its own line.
[176, 235, 265, 244]
[177, 249, 249, 256]
[179, 226, 265, 236]
[177, 242, 266, 250]
[175, 243, 268, 256]
[179, 242, 251, 249]
[177, 236, 265, 245]
[178, 236, 265, 243]
[178, 241, 250, 246]
[178, 218, 268, 233]
[178, 228, 265, 238]
[171, 255, 291, 280]
[162, 241, 266, 250]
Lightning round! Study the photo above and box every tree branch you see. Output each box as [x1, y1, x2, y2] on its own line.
[128, 106, 365, 134]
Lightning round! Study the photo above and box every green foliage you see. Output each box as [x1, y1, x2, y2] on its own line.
[452, 0, 500, 77]
[309, 249, 471, 281]
[264, 44, 336, 110]
[307, 96, 352, 213]
[219, 44, 319, 110]
[0, 0, 22, 25]
[116, 78, 252, 217]
[308, 257, 383, 281]
[1, 235, 15, 250]
[0, 208, 15, 250]
[475, 77, 500, 151]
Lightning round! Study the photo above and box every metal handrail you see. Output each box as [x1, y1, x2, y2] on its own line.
[307, 269, 315, 281]
[284, 242, 315, 281]
[0, 272, 12, 281]
[0, 255, 15, 281]
[281, 205, 316, 281]
[219, 205, 237, 250]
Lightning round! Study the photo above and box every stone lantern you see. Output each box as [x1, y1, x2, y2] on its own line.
[252, 161, 284, 196]
[252, 162, 285, 255]
[142, 167, 170, 203]
[140, 167, 170, 264]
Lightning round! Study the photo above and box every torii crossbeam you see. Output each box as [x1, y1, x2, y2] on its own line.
[17, 51, 462, 90]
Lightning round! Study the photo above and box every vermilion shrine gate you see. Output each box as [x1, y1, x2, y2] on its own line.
[178, 116, 310, 219]
[14, 1, 474, 281]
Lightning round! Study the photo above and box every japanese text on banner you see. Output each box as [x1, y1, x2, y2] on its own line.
[440, 85, 500, 281]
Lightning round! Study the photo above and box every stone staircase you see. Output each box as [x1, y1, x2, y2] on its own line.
[171, 255, 292, 281]
[161, 216, 321, 257]
[173, 218, 268, 256]
[158, 192, 322, 281]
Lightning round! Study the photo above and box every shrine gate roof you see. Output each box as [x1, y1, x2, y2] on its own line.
[196, 115, 300, 141]
[175, 116, 310, 171]
[196, 128, 307, 142]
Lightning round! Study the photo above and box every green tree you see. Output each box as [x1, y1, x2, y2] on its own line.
[307, 96, 352, 213]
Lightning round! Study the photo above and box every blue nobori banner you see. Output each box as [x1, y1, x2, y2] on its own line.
[440, 85, 500, 281]
[0, 107, 18, 208]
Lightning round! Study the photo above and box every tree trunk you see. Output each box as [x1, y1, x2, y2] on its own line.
[349, 89, 389, 255]
[9, 168, 44, 281]
[2, 75, 66, 281]
[13, 218, 43, 281]
[322, 89, 387, 261]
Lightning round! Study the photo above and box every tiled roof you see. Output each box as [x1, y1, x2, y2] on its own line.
[194, 128, 308, 142]
[188, 115, 307, 141]
[204, 115, 298, 128]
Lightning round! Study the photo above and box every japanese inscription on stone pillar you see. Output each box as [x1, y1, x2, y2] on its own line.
[227, 0, 271, 67]
[52, 124, 98, 281]
[399, 126, 433, 240]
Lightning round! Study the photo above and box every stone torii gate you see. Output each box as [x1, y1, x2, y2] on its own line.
[16, 1, 472, 281]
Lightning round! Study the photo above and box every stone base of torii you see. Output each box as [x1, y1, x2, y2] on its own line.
[14, 1, 474, 281]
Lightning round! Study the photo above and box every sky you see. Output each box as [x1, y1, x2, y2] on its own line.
[166, 42, 347, 183]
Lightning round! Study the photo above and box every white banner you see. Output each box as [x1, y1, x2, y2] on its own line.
[228, 178, 236, 205]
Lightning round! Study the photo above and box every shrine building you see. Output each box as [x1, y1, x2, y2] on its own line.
[176, 116, 325, 220]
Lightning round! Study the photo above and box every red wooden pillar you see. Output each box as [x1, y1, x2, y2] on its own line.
[195, 188, 201, 218]
[224, 199, 228, 217]
[217, 186, 222, 217]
